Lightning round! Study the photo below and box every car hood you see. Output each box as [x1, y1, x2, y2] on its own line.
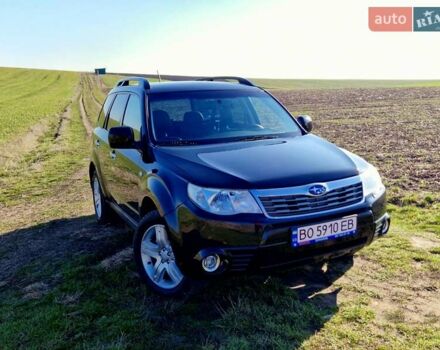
[154, 134, 360, 189]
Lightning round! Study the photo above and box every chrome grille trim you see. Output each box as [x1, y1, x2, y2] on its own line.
[252, 176, 364, 218]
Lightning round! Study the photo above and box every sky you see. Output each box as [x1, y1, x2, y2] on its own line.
[0, 0, 438, 79]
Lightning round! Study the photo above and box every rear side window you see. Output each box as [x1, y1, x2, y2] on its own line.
[123, 95, 142, 141]
[98, 94, 115, 128]
[107, 94, 129, 129]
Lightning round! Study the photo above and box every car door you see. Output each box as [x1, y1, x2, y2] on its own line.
[104, 93, 129, 201]
[110, 93, 145, 214]
[93, 93, 115, 196]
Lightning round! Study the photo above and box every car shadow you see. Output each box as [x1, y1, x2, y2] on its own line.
[0, 215, 354, 348]
[0, 214, 131, 286]
[278, 255, 353, 301]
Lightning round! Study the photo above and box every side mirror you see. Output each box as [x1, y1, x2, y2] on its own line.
[108, 126, 135, 149]
[297, 115, 313, 132]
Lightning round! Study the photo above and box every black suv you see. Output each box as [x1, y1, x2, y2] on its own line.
[90, 76, 390, 295]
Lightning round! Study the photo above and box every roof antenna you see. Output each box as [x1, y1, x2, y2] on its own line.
[156, 69, 162, 82]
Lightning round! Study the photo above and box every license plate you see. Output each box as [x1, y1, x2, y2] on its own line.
[291, 215, 357, 247]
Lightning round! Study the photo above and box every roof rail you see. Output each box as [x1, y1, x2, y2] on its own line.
[116, 77, 150, 90]
[197, 76, 255, 87]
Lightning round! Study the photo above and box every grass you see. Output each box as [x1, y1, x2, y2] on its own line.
[0, 68, 439, 349]
[0, 210, 438, 349]
[0, 98, 89, 207]
[81, 74, 105, 124]
[360, 204, 440, 275]
[0, 67, 79, 146]
[101, 74, 123, 88]
[101, 74, 162, 89]
[0, 264, 322, 348]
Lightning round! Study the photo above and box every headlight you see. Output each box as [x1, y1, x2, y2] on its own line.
[359, 165, 385, 198]
[188, 183, 262, 215]
[340, 148, 385, 198]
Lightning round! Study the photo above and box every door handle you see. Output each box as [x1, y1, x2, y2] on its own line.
[110, 150, 116, 160]
[95, 139, 100, 147]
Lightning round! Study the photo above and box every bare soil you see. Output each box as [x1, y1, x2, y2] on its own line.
[411, 236, 440, 250]
[79, 94, 93, 135]
[0, 121, 50, 168]
[273, 87, 440, 196]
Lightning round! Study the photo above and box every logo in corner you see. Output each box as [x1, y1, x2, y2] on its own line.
[369, 7, 413, 32]
[369, 7, 440, 32]
[308, 184, 327, 196]
[414, 7, 440, 31]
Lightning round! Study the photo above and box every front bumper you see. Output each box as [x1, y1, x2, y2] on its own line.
[165, 191, 388, 276]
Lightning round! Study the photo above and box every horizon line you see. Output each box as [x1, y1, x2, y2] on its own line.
[1, 65, 440, 82]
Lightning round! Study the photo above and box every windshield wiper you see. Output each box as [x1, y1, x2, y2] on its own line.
[158, 135, 282, 146]
[158, 140, 200, 146]
[234, 135, 280, 142]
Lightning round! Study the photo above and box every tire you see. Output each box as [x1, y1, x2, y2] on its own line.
[133, 210, 188, 296]
[91, 172, 112, 224]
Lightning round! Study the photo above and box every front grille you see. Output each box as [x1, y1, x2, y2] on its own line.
[259, 182, 363, 217]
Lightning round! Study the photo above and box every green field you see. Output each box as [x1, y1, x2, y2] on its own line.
[0, 68, 439, 349]
[101, 74, 162, 89]
[0, 67, 79, 146]
[101, 74, 123, 88]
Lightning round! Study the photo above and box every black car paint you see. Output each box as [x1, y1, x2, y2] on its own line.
[90, 80, 388, 276]
[153, 135, 359, 189]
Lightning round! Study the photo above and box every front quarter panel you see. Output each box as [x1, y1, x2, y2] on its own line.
[139, 162, 189, 217]
[144, 175, 176, 217]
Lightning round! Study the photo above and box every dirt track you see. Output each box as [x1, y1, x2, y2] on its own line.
[0, 76, 114, 286]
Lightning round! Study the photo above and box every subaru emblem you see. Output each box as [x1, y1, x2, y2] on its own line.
[308, 184, 327, 196]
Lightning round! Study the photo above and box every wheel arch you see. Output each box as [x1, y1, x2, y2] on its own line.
[89, 162, 96, 183]
[142, 176, 177, 219]
[140, 196, 158, 218]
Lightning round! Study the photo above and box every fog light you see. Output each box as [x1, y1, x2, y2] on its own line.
[202, 254, 221, 272]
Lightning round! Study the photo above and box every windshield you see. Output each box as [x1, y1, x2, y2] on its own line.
[149, 90, 302, 145]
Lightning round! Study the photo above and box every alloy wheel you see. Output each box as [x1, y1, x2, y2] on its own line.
[140, 224, 184, 289]
[93, 176, 102, 219]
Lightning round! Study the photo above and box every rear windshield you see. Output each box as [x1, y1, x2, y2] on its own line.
[149, 90, 301, 145]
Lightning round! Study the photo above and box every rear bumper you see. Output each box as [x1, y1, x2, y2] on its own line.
[165, 191, 388, 276]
